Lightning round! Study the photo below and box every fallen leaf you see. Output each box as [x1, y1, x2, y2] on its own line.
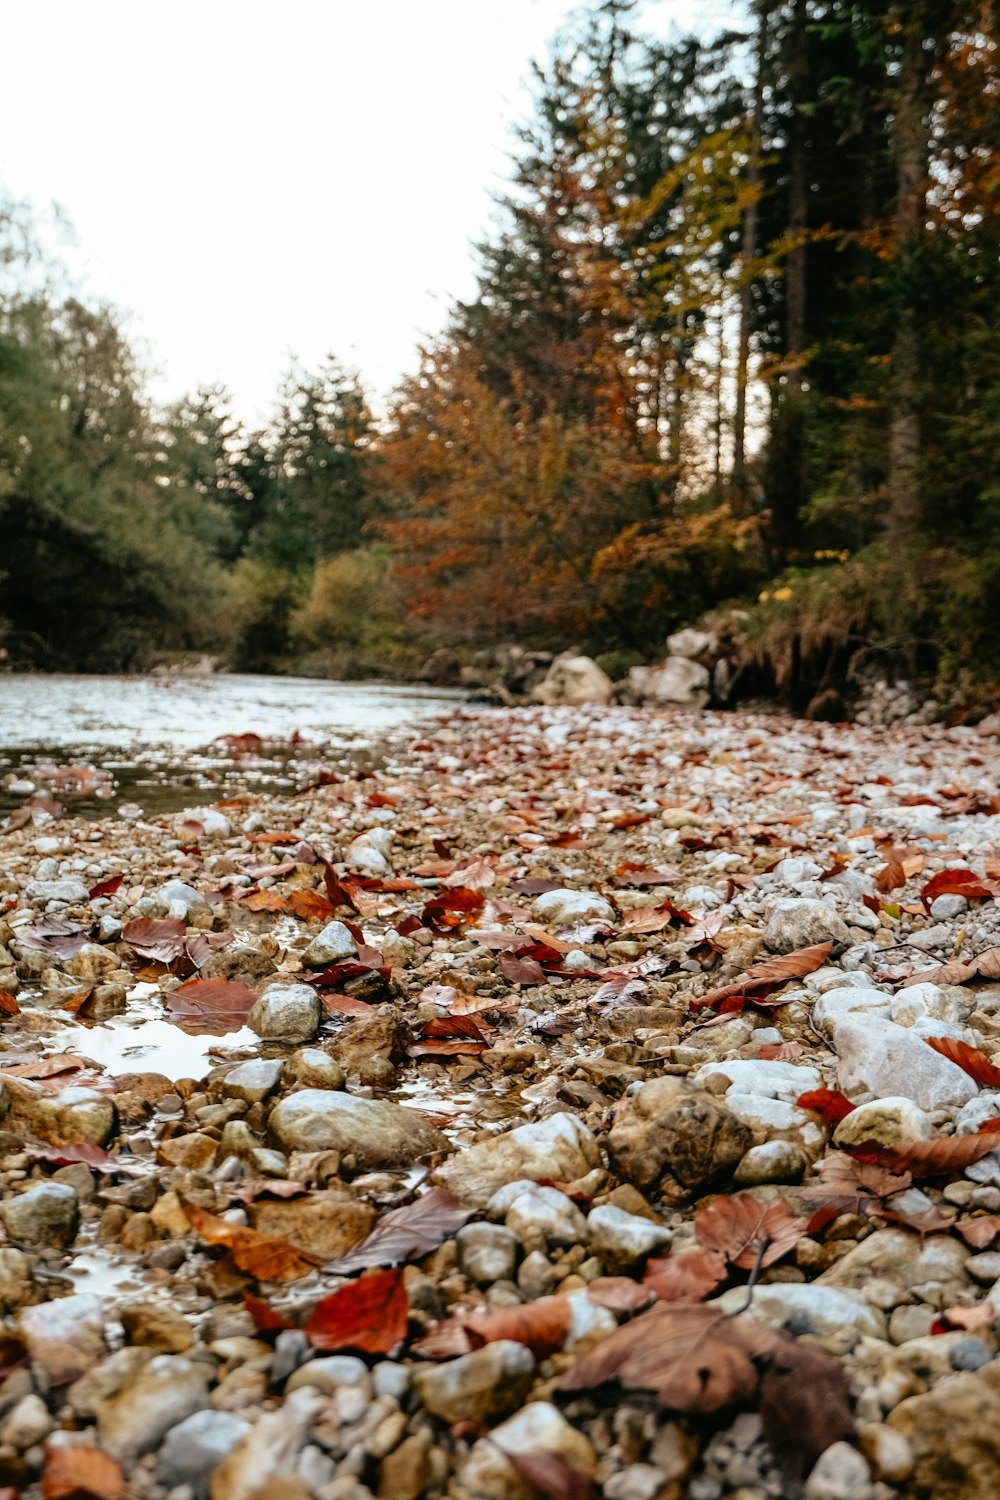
[88, 874, 124, 900]
[931, 1301, 997, 1333]
[694, 1194, 809, 1270]
[16, 918, 96, 960]
[644, 1248, 729, 1302]
[122, 917, 187, 963]
[0, 1054, 85, 1081]
[23, 1144, 120, 1171]
[323, 1189, 473, 1275]
[183, 1202, 322, 1281]
[796, 1088, 857, 1126]
[584, 1277, 655, 1313]
[800, 1152, 912, 1214]
[285, 889, 337, 921]
[239, 889, 288, 912]
[501, 1449, 599, 1500]
[321, 993, 375, 1017]
[0, 992, 20, 1017]
[925, 1036, 1000, 1087]
[758, 1041, 804, 1060]
[498, 952, 546, 986]
[464, 1295, 573, 1359]
[304, 1267, 408, 1353]
[407, 1040, 487, 1057]
[243, 1291, 293, 1333]
[846, 1126, 1000, 1178]
[42, 1445, 124, 1500]
[556, 1302, 758, 1413]
[921, 867, 1000, 910]
[875, 860, 907, 893]
[164, 977, 257, 1021]
[421, 1015, 489, 1043]
[957, 1214, 1000, 1249]
[898, 945, 1000, 989]
[691, 942, 833, 1011]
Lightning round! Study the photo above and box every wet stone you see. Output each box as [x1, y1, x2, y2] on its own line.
[268, 1088, 450, 1168]
[0, 1181, 79, 1248]
[247, 984, 322, 1044]
[222, 1057, 285, 1104]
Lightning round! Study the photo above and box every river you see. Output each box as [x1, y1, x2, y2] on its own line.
[0, 672, 468, 818]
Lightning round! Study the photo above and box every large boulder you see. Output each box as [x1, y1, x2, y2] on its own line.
[268, 1090, 450, 1168]
[626, 658, 710, 708]
[666, 628, 717, 661]
[432, 1112, 600, 1208]
[834, 1015, 978, 1110]
[888, 1363, 1000, 1500]
[532, 655, 613, 707]
[606, 1078, 750, 1202]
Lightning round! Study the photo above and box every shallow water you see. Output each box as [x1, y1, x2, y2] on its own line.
[0, 671, 466, 817]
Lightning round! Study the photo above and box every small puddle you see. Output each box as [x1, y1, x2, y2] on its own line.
[50, 1014, 257, 1081]
[66, 1249, 148, 1299]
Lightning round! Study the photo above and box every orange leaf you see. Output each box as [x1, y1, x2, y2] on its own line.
[846, 1128, 1000, 1178]
[463, 1294, 573, 1359]
[0, 992, 20, 1017]
[42, 1445, 124, 1500]
[285, 889, 337, 921]
[320, 993, 376, 1017]
[796, 1088, 857, 1126]
[304, 1267, 408, 1354]
[925, 1036, 1000, 1087]
[898, 946, 1000, 989]
[183, 1202, 321, 1282]
[239, 889, 288, 912]
[122, 916, 187, 962]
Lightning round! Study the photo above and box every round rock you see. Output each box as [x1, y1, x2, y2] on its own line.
[0, 1181, 79, 1248]
[247, 984, 322, 1044]
[268, 1089, 450, 1168]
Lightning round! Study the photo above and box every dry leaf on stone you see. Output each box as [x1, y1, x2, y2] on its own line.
[694, 1194, 809, 1270]
[164, 977, 257, 1021]
[121, 917, 188, 963]
[920, 868, 1000, 910]
[931, 1301, 998, 1333]
[42, 1445, 124, 1500]
[303, 1267, 408, 1354]
[846, 1126, 1000, 1177]
[898, 945, 1000, 989]
[556, 1302, 758, 1414]
[182, 1202, 322, 1282]
[957, 1214, 1000, 1249]
[502, 1450, 600, 1500]
[796, 1088, 857, 1126]
[463, 1294, 574, 1359]
[925, 1036, 1000, 1088]
[691, 942, 833, 1012]
[644, 1248, 729, 1302]
[323, 1188, 472, 1275]
[584, 1277, 655, 1313]
[800, 1152, 912, 1215]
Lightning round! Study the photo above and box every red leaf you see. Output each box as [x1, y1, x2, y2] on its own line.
[921, 867, 999, 911]
[691, 942, 833, 1012]
[758, 1041, 805, 1060]
[304, 1267, 408, 1354]
[694, 1194, 809, 1269]
[421, 1015, 488, 1043]
[0, 992, 20, 1017]
[422, 887, 485, 930]
[925, 1036, 1000, 1087]
[244, 1292, 294, 1333]
[796, 1089, 857, 1126]
[88, 874, 123, 900]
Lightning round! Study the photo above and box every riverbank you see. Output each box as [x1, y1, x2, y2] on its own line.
[1, 704, 1000, 1497]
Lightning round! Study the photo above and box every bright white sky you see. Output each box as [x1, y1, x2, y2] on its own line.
[3, 0, 741, 421]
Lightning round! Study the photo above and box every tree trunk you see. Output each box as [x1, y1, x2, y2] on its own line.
[888, 14, 926, 536]
[781, 0, 809, 532]
[732, 0, 770, 506]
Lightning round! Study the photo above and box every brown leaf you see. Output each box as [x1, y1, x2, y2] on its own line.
[421, 1015, 489, 1043]
[182, 1202, 322, 1282]
[498, 952, 547, 986]
[501, 1450, 599, 1500]
[463, 1295, 573, 1359]
[898, 945, 1000, 989]
[122, 917, 187, 963]
[407, 1040, 487, 1057]
[88, 874, 124, 900]
[585, 1277, 655, 1313]
[875, 860, 907, 893]
[164, 977, 257, 1022]
[957, 1214, 1000, 1249]
[754, 1324, 856, 1473]
[323, 1188, 472, 1275]
[556, 1302, 758, 1414]
[644, 1248, 729, 1302]
[925, 1036, 1000, 1087]
[758, 1041, 805, 1060]
[800, 1152, 912, 1215]
[239, 889, 288, 912]
[0, 1054, 85, 1081]
[691, 942, 833, 1012]
[796, 1088, 857, 1126]
[622, 902, 693, 934]
[847, 1127, 1000, 1178]
[42, 1445, 124, 1500]
[304, 1267, 408, 1354]
[694, 1194, 809, 1270]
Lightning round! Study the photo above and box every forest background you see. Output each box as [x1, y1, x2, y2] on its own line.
[1, 0, 997, 714]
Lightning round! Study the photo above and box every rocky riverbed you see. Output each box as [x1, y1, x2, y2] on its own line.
[1, 704, 1000, 1500]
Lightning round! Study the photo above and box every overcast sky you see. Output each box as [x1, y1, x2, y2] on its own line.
[3, 0, 741, 420]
